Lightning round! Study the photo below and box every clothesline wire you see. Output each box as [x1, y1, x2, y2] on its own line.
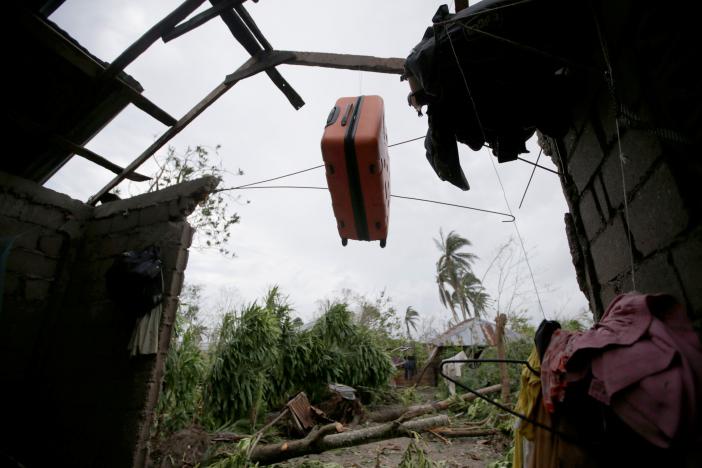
[445, 24, 547, 320]
[225, 185, 516, 222]
[519, 148, 543, 209]
[591, 5, 636, 291]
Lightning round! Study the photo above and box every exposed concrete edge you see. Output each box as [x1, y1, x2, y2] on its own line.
[0, 171, 93, 217]
[93, 176, 220, 219]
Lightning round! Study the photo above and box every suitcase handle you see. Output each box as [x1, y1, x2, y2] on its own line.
[340, 103, 354, 126]
[325, 105, 340, 127]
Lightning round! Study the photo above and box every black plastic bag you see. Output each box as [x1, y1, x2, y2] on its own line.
[106, 245, 163, 318]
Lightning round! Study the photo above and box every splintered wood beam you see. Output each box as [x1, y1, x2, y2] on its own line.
[162, 0, 242, 43]
[103, 0, 206, 80]
[280, 51, 405, 75]
[215, 2, 305, 109]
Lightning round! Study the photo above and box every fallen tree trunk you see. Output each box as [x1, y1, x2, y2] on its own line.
[367, 384, 501, 423]
[249, 414, 449, 465]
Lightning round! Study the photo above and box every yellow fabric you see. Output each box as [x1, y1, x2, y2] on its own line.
[513, 346, 542, 468]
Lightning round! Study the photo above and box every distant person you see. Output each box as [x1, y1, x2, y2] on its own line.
[404, 355, 417, 380]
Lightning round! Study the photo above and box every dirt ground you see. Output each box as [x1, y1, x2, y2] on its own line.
[274, 433, 508, 467]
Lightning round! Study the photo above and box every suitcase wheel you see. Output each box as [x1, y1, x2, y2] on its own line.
[380, 239, 386, 248]
[342, 238, 348, 247]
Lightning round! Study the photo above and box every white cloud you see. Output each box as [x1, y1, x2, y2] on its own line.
[47, 0, 589, 330]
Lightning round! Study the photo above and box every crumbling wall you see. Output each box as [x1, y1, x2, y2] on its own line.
[0, 172, 217, 467]
[551, 1, 701, 326]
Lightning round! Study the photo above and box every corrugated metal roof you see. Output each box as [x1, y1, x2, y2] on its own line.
[431, 318, 522, 347]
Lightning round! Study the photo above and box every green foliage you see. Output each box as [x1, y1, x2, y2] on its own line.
[149, 144, 243, 257]
[398, 434, 446, 468]
[398, 386, 422, 406]
[157, 286, 395, 441]
[154, 285, 208, 437]
[488, 445, 514, 468]
[205, 300, 281, 427]
[203, 437, 258, 468]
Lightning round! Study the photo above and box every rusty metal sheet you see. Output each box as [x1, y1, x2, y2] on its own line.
[286, 392, 314, 431]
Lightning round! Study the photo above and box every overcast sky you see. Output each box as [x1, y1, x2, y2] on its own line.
[47, 0, 589, 331]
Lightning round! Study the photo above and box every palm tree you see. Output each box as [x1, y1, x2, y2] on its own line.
[404, 306, 420, 339]
[435, 229, 481, 322]
[456, 271, 489, 319]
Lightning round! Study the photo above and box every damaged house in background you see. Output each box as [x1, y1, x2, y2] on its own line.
[1, 0, 700, 466]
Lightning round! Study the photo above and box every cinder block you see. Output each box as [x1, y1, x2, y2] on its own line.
[84, 217, 113, 238]
[593, 175, 611, 219]
[601, 130, 662, 209]
[24, 278, 53, 303]
[6, 248, 58, 278]
[110, 211, 139, 232]
[0, 193, 27, 218]
[138, 204, 169, 226]
[633, 252, 685, 303]
[38, 234, 65, 257]
[591, 215, 632, 282]
[628, 163, 688, 256]
[20, 204, 67, 228]
[567, 122, 605, 191]
[578, 189, 603, 241]
[671, 230, 702, 316]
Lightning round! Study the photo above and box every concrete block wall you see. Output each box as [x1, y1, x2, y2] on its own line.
[549, 0, 701, 327]
[0, 173, 217, 467]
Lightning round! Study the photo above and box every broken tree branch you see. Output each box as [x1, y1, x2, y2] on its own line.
[367, 384, 501, 423]
[249, 415, 449, 465]
[433, 427, 499, 438]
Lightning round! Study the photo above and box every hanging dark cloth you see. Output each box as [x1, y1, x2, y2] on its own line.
[403, 0, 591, 189]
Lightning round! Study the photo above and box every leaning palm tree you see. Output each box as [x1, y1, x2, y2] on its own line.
[435, 229, 478, 323]
[404, 306, 420, 339]
[455, 271, 490, 320]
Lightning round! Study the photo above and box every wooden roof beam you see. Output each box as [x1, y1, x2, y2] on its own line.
[214, 1, 305, 109]
[162, 0, 242, 43]
[102, 0, 207, 80]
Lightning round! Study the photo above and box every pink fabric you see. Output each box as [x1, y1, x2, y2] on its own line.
[540, 293, 702, 448]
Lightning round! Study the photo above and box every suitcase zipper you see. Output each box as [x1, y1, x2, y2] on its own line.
[343, 96, 369, 241]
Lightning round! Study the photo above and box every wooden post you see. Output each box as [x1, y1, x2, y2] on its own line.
[495, 313, 510, 404]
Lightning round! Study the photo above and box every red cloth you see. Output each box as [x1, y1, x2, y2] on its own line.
[540, 293, 702, 448]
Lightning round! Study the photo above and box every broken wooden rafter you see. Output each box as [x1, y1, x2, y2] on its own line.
[224, 50, 405, 84]
[20, 11, 177, 127]
[102, 0, 207, 81]
[162, 0, 243, 43]
[214, 1, 305, 109]
[282, 51, 406, 75]
[88, 48, 403, 204]
[52, 135, 151, 182]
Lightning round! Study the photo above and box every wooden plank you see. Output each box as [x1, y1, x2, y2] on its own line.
[282, 51, 405, 75]
[162, 0, 242, 43]
[233, 3, 272, 51]
[52, 136, 151, 182]
[224, 51, 295, 83]
[21, 12, 177, 127]
[88, 80, 235, 205]
[102, 0, 206, 80]
[215, 3, 305, 109]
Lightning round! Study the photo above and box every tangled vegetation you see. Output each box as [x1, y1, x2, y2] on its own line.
[155, 287, 395, 440]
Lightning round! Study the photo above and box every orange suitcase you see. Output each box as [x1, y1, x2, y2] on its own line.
[321, 95, 390, 247]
